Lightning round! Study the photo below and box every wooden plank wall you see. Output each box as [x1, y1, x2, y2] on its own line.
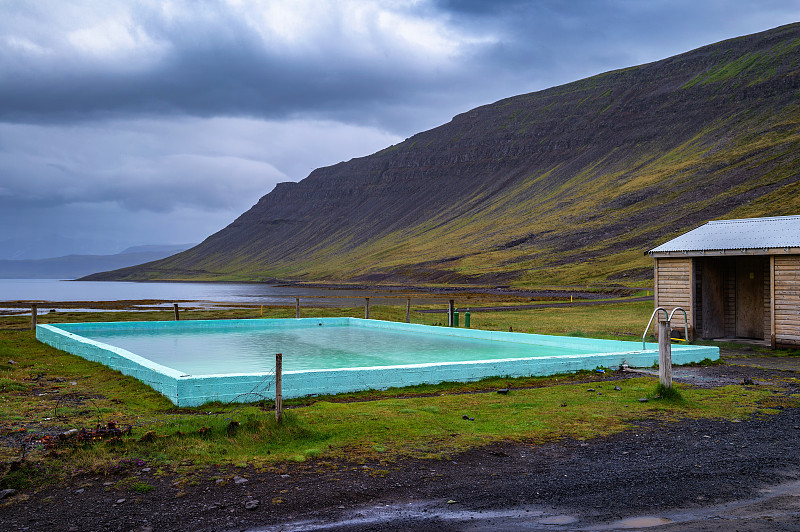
[774, 255, 800, 347]
[655, 257, 694, 337]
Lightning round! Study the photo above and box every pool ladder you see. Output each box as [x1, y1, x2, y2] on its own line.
[642, 307, 689, 350]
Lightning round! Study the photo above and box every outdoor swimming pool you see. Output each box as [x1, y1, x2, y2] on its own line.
[36, 318, 719, 406]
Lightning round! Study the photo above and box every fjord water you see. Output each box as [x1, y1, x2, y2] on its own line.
[79, 324, 588, 375]
[0, 279, 433, 307]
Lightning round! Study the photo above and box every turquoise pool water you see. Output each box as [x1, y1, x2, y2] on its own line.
[79, 323, 589, 375]
[36, 318, 720, 406]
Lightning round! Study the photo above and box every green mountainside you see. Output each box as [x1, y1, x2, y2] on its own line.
[88, 23, 800, 288]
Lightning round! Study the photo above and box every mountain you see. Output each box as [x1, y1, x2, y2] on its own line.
[0, 245, 194, 279]
[0, 235, 124, 261]
[118, 244, 197, 255]
[86, 23, 800, 287]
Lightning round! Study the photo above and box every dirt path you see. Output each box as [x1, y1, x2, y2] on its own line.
[2, 350, 799, 531]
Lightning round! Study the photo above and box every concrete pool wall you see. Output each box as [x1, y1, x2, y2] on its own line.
[36, 318, 719, 407]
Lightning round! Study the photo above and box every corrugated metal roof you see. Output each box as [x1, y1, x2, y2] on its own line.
[649, 215, 800, 253]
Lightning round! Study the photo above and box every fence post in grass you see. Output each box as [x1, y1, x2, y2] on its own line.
[275, 353, 283, 423]
[365, 297, 370, 319]
[295, 298, 300, 319]
[448, 300, 455, 327]
[406, 298, 411, 323]
[30, 303, 37, 330]
[173, 303, 180, 321]
[658, 320, 672, 388]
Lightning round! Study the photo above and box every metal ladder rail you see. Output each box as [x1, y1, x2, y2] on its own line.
[668, 307, 690, 344]
[643, 307, 668, 350]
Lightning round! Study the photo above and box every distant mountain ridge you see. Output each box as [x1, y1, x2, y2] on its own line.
[87, 23, 800, 287]
[0, 245, 193, 279]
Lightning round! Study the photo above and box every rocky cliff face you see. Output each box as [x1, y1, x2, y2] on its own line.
[88, 23, 800, 286]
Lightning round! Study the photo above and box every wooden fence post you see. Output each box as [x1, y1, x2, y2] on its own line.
[275, 353, 283, 423]
[658, 320, 672, 388]
[406, 298, 411, 323]
[365, 297, 370, 319]
[173, 303, 180, 321]
[295, 298, 300, 319]
[30, 304, 38, 330]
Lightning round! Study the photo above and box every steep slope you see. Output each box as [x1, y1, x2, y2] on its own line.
[89, 23, 800, 287]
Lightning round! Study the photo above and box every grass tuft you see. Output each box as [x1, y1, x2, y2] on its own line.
[654, 382, 686, 403]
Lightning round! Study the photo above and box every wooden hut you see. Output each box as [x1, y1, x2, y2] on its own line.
[648, 215, 800, 348]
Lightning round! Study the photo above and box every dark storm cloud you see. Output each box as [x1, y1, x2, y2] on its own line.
[0, 1, 477, 132]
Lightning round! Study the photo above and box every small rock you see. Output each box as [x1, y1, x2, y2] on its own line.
[337, 505, 346, 509]
[742, 378, 755, 385]
[116, 498, 126, 504]
[244, 499, 259, 510]
[497, 388, 509, 394]
[587, 388, 595, 392]
[233, 476, 248, 484]
[462, 414, 470, 420]
[560, 403, 567, 407]
[0, 488, 17, 499]
[70, 381, 77, 386]
[75, 488, 84, 494]
[638, 398, 649, 403]
[614, 385, 621, 391]
[7, 359, 16, 365]
[280, 474, 290, 478]
[469, 417, 475, 421]
[141, 467, 151, 472]
[103, 482, 114, 486]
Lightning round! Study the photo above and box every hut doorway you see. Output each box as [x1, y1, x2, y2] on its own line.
[735, 256, 766, 339]
[700, 257, 727, 339]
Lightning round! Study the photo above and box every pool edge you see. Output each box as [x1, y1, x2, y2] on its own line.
[36, 318, 719, 407]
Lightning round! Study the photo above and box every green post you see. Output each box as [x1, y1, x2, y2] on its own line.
[454, 310, 459, 328]
[464, 309, 471, 328]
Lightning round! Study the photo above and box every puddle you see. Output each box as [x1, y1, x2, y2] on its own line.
[248, 501, 549, 531]
[538, 515, 580, 525]
[250, 478, 800, 531]
[610, 516, 672, 528]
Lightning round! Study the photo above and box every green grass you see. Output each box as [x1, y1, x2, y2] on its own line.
[0, 303, 797, 489]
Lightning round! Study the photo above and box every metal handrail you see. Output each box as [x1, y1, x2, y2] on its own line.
[669, 307, 690, 344]
[642, 307, 668, 349]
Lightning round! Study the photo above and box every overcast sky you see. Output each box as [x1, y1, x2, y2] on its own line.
[2, 0, 799, 258]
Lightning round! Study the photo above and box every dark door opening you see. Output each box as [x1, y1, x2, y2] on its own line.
[701, 258, 726, 339]
[735, 256, 766, 339]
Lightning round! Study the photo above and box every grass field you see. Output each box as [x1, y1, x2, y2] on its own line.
[0, 300, 795, 490]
